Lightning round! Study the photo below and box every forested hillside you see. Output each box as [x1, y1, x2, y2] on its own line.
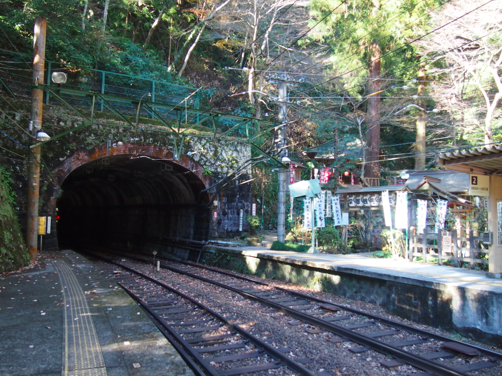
[0, 0, 501, 174]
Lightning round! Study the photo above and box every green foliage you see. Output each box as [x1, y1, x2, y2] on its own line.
[0, 168, 30, 273]
[251, 165, 279, 231]
[246, 215, 260, 236]
[317, 226, 341, 250]
[271, 241, 310, 253]
[373, 250, 392, 258]
[380, 229, 406, 257]
[246, 215, 260, 228]
[0, 166, 17, 206]
[309, 0, 444, 86]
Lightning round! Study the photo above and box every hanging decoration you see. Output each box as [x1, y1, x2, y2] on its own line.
[325, 190, 333, 218]
[417, 199, 428, 234]
[395, 191, 408, 229]
[332, 195, 342, 226]
[303, 198, 312, 229]
[316, 197, 325, 228]
[290, 195, 294, 221]
[435, 199, 448, 233]
[289, 163, 295, 184]
[320, 168, 330, 184]
[382, 191, 392, 227]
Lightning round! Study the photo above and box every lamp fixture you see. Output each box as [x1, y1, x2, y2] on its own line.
[281, 156, 291, 164]
[51, 72, 67, 84]
[36, 130, 51, 142]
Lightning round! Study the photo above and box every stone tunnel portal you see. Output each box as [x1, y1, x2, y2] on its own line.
[56, 155, 211, 254]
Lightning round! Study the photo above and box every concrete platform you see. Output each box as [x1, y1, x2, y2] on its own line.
[200, 243, 502, 347]
[0, 250, 194, 376]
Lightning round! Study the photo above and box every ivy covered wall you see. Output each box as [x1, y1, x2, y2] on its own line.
[0, 167, 30, 273]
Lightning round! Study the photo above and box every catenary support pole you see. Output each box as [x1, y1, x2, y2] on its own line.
[277, 80, 288, 243]
[26, 16, 46, 260]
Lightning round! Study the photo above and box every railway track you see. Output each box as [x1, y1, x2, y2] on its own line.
[103, 257, 319, 376]
[90, 250, 502, 376]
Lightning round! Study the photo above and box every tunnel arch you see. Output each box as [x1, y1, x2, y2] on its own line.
[52, 144, 212, 253]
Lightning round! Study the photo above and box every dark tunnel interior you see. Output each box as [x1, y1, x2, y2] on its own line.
[56, 155, 211, 253]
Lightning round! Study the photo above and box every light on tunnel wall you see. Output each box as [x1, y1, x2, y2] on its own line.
[51, 72, 67, 84]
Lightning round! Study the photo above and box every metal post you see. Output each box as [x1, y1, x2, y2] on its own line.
[308, 197, 318, 253]
[26, 16, 46, 260]
[45, 61, 51, 104]
[151, 80, 156, 119]
[277, 80, 287, 243]
[100, 71, 105, 111]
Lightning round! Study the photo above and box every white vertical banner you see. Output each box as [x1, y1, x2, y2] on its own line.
[325, 190, 333, 217]
[316, 197, 325, 228]
[435, 199, 448, 233]
[341, 212, 349, 226]
[303, 198, 312, 229]
[382, 190, 392, 227]
[417, 199, 428, 234]
[332, 196, 342, 226]
[290, 195, 294, 220]
[394, 191, 408, 229]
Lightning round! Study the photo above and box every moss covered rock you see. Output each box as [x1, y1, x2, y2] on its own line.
[0, 168, 30, 273]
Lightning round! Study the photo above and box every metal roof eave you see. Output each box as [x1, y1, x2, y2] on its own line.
[437, 144, 502, 175]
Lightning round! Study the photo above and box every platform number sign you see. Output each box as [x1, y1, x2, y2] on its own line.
[469, 174, 489, 196]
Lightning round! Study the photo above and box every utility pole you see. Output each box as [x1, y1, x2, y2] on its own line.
[414, 63, 427, 170]
[26, 16, 46, 260]
[267, 73, 296, 243]
[277, 79, 288, 243]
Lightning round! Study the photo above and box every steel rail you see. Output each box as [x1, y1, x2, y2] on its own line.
[98, 247, 502, 362]
[153, 260, 472, 376]
[171, 256, 502, 361]
[88, 248, 501, 374]
[101, 257, 318, 376]
[118, 282, 215, 376]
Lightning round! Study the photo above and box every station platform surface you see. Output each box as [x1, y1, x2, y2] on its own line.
[0, 249, 194, 376]
[233, 245, 502, 294]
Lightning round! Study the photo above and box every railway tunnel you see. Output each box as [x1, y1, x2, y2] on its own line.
[55, 154, 211, 254]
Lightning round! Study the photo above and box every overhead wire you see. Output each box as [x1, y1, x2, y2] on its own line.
[283, 0, 446, 79]
[313, 0, 497, 87]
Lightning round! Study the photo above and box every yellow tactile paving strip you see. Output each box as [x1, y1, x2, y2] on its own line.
[54, 260, 108, 376]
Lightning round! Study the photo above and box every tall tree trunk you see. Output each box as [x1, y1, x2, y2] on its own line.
[415, 63, 427, 170]
[82, 0, 89, 31]
[167, 0, 231, 73]
[123, 12, 130, 36]
[366, 40, 381, 181]
[178, 23, 206, 77]
[144, 5, 167, 46]
[132, 22, 142, 43]
[102, 0, 110, 32]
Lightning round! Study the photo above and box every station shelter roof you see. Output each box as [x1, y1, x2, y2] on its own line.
[437, 144, 502, 175]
